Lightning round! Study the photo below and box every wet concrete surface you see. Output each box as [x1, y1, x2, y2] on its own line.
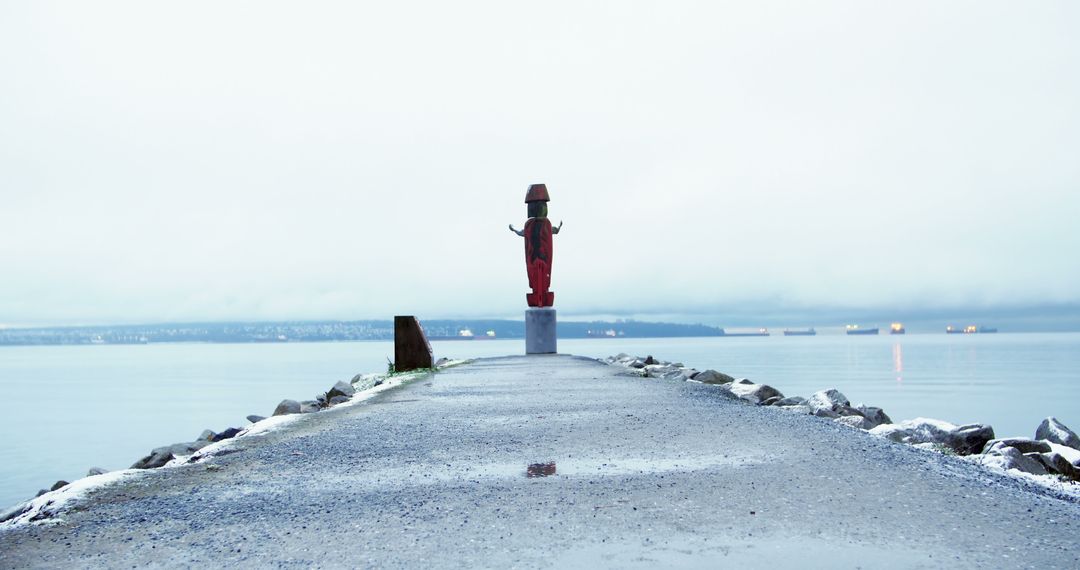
[2, 354, 1079, 568]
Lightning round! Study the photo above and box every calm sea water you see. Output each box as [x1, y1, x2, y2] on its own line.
[1, 333, 1077, 509]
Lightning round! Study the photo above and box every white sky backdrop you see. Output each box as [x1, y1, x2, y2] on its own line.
[2, 1, 1078, 326]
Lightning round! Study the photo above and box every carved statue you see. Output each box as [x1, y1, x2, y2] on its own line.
[509, 184, 562, 307]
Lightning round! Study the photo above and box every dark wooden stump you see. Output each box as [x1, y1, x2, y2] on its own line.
[394, 316, 433, 372]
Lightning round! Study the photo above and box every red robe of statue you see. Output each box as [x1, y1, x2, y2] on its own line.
[524, 218, 554, 307]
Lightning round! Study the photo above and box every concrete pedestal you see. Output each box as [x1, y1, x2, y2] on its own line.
[525, 308, 557, 354]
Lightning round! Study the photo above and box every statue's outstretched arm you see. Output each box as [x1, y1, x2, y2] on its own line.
[553, 220, 564, 234]
[508, 224, 525, 237]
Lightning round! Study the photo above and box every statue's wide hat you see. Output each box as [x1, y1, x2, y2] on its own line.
[525, 184, 550, 203]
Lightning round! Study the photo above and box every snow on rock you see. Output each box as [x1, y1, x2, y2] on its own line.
[273, 399, 302, 416]
[727, 380, 784, 405]
[806, 389, 852, 418]
[351, 373, 380, 391]
[972, 446, 1048, 476]
[1047, 442, 1080, 466]
[869, 418, 995, 456]
[1035, 417, 1080, 451]
[1036, 452, 1080, 481]
[835, 415, 875, 430]
[982, 438, 1052, 455]
[131, 441, 211, 469]
[643, 364, 683, 380]
[0, 470, 141, 527]
[694, 370, 735, 385]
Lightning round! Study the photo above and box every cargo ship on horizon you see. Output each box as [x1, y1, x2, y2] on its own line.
[429, 328, 498, 341]
[721, 328, 770, 337]
[946, 325, 998, 334]
[846, 325, 879, 335]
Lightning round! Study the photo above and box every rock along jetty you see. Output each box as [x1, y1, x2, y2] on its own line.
[1, 355, 1078, 569]
[607, 353, 1080, 486]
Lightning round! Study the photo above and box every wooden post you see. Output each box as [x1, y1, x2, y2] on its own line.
[394, 316, 433, 372]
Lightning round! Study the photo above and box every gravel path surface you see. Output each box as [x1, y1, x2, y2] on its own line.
[2, 354, 1078, 569]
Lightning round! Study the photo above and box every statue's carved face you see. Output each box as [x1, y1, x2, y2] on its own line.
[528, 202, 548, 219]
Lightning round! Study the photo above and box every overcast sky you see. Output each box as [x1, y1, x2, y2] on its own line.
[2, 1, 1078, 327]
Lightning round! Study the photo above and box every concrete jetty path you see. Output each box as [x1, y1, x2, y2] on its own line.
[2, 355, 1078, 568]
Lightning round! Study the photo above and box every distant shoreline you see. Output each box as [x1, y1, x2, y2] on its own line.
[0, 319, 726, 346]
[3, 328, 1077, 348]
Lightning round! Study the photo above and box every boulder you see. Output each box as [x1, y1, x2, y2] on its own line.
[643, 364, 682, 379]
[761, 396, 782, 406]
[835, 405, 867, 418]
[435, 357, 451, 367]
[246, 415, 267, 424]
[872, 420, 936, 442]
[352, 374, 379, 391]
[728, 382, 784, 405]
[212, 427, 242, 442]
[1036, 452, 1080, 481]
[807, 389, 850, 415]
[976, 446, 1047, 476]
[329, 395, 350, 406]
[1035, 417, 1080, 451]
[273, 399, 302, 416]
[0, 502, 32, 524]
[856, 406, 892, 428]
[643, 355, 658, 365]
[326, 380, 356, 401]
[86, 467, 108, 477]
[695, 370, 735, 384]
[300, 401, 321, 413]
[680, 369, 700, 380]
[779, 404, 813, 415]
[982, 438, 1053, 455]
[132, 440, 212, 468]
[132, 450, 173, 469]
[629, 359, 646, 369]
[49, 480, 69, 492]
[835, 415, 875, 430]
[869, 418, 994, 456]
[775, 396, 807, 406]
[947, 424, 996, 456]
[1046, 442, 1080, 467]
[607, 354, 637, 366]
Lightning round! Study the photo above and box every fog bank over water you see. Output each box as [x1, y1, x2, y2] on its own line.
[2, 2, 1078, 327]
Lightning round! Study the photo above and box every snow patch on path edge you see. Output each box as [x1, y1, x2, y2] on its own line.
[1, 362, 464, 529]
